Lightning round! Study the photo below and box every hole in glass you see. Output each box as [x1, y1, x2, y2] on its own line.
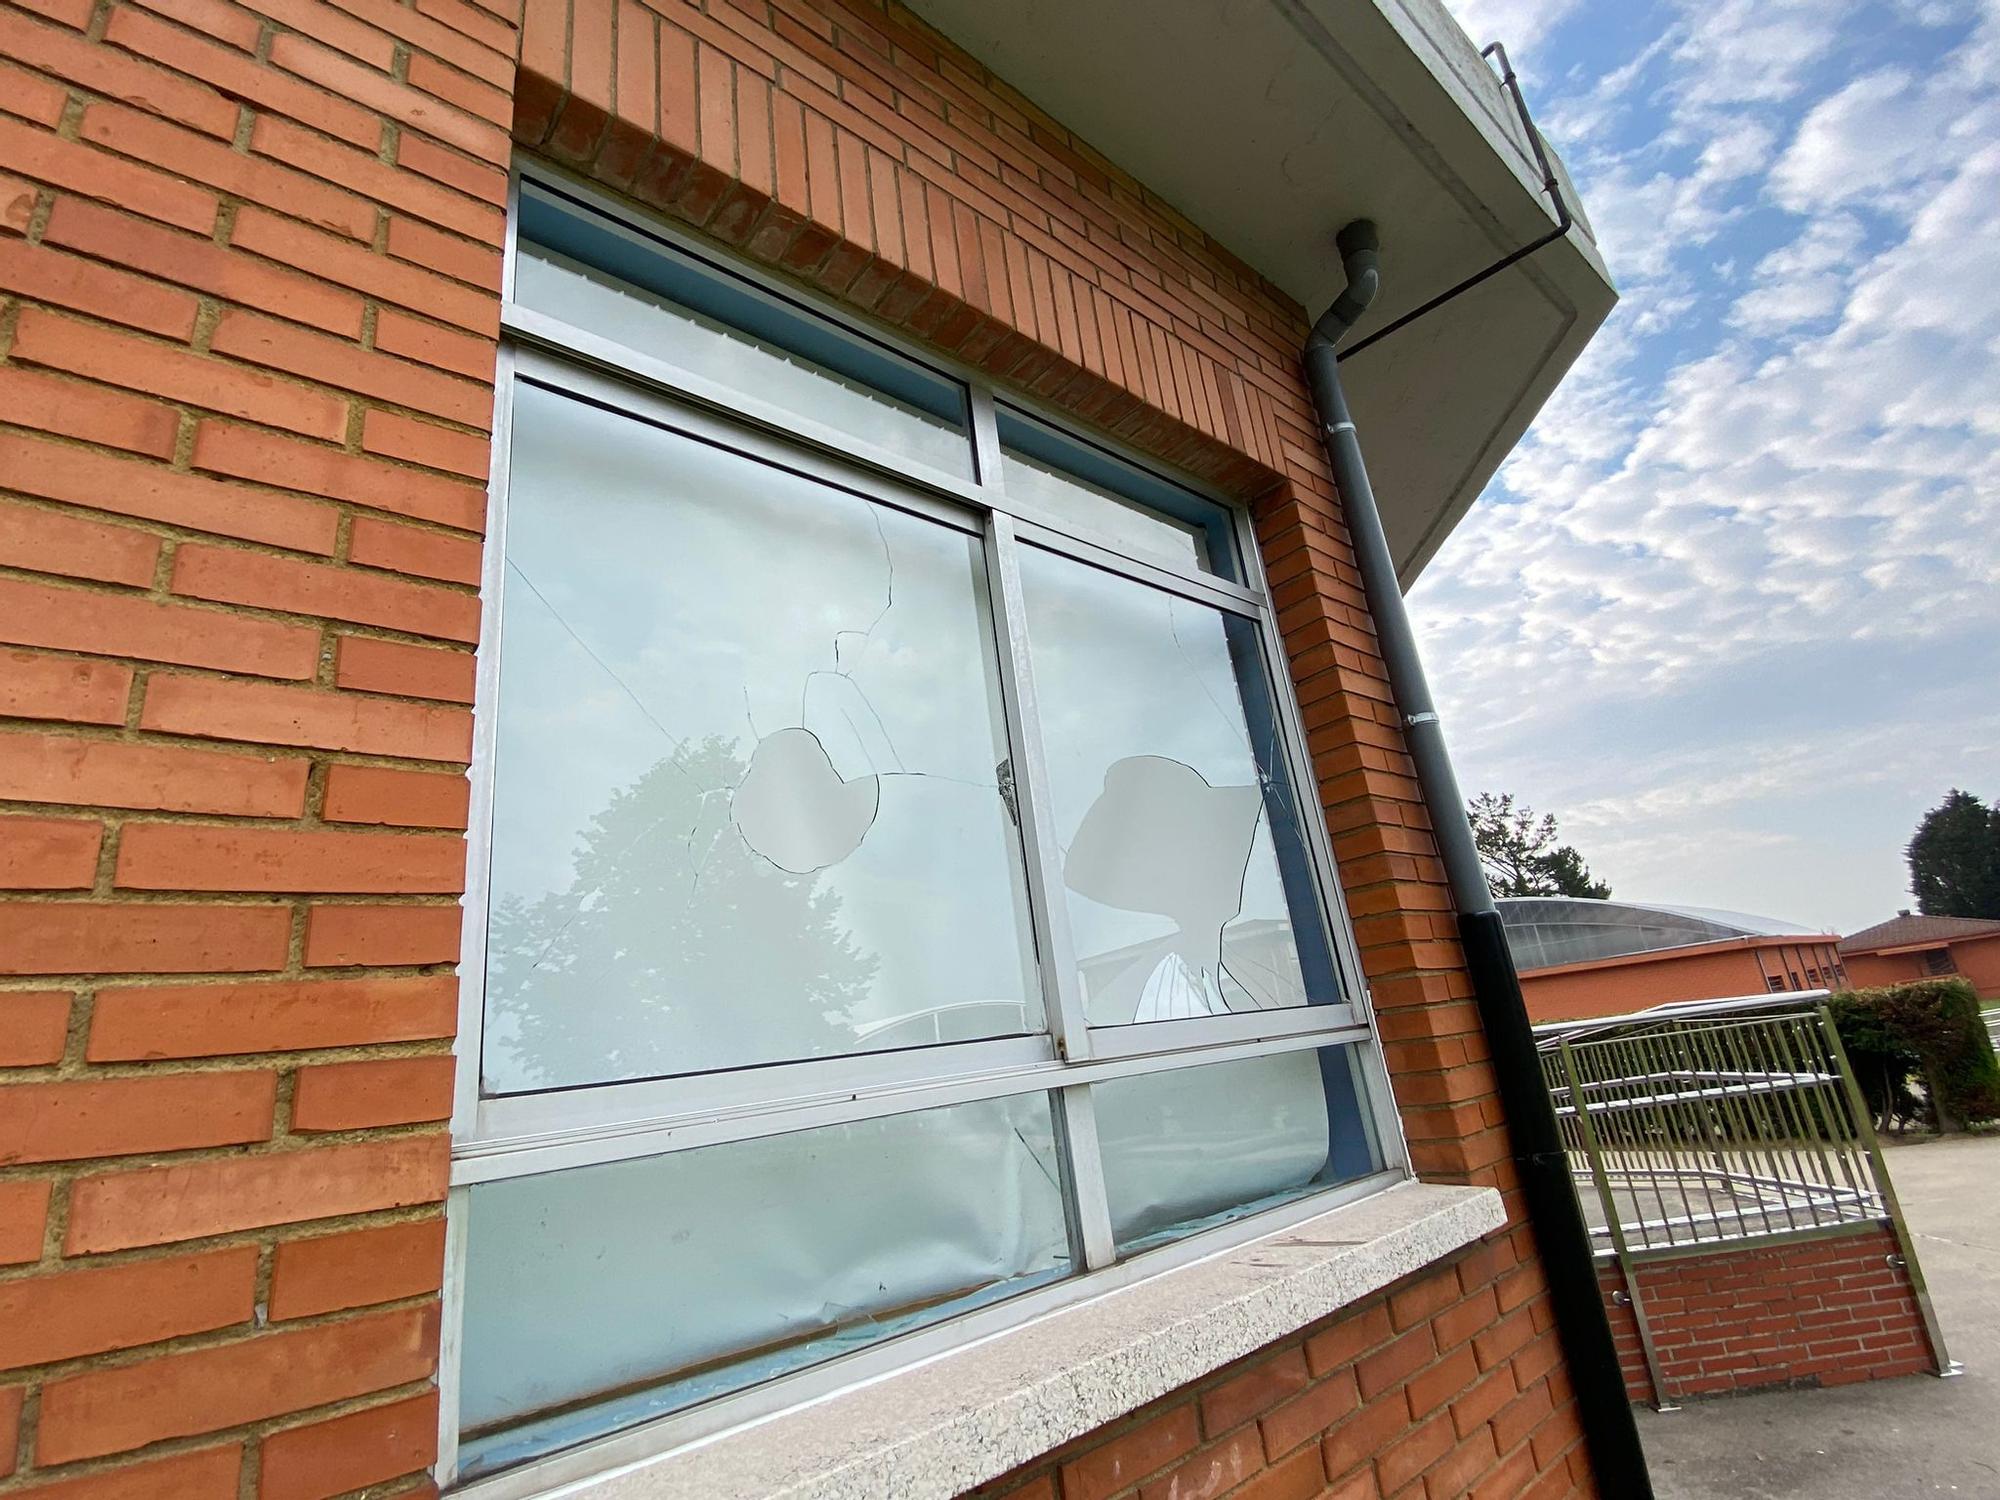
[732, 727, 879, 874]
[1065, 755, 1263, 1022]
[1017, 545, 1344, 1024]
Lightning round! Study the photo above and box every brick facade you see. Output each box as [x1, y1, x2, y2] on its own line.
[1601, 1225, 1938, 1404]
[974, 1241, 1590, 1500]
[0, 0, 1595, 1495]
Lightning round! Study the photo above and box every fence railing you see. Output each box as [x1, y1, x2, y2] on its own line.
[1539, 1006, 1886, 1256]
[1536, 1000, 1953, 1406]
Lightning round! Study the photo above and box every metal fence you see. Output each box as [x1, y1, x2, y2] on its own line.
[1536, 998, 1954, 1406]
[1540, 1005, 1887, 1255]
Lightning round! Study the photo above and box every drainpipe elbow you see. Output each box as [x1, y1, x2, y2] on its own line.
[1308, 219, 1382, 354]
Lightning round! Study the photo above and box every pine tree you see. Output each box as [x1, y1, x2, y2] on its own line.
[1907, 789, 2000, 919]
[1466, 792, 1611, 900]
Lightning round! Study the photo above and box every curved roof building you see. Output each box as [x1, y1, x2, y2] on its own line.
[1497, 896, 1845, 1022]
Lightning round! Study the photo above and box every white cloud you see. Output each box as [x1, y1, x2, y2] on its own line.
[1443, 0, 1588, 52]
[1667, 0, 1856, 110]
[1417, 0, 2000, 931]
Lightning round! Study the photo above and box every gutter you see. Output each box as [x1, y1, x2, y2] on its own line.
[1339, 42, 1577, 364]
[1302, 229, 1658, 1498]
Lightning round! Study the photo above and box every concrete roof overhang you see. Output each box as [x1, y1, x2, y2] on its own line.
[902, 0, 1618, 584]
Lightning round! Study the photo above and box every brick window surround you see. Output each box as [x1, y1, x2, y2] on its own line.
[0, 0, 1598, 1496]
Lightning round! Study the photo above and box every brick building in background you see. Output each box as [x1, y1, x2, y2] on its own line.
[1841, 912, 2000, 1000]
[0, 2, 1637, 1498]
[1501, 897, 1848, 1024]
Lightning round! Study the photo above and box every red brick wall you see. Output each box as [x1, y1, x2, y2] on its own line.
[1600, 1225, 1937, 1403]
[973, 1243, 1590, 1500]
[0, 0, 1596, 1493]
[1518, 937, 1848, 1024]
[1844, 933, 2000, 1001]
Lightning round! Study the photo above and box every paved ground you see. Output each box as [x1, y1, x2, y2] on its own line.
[1637, 1131, 2000, 1499]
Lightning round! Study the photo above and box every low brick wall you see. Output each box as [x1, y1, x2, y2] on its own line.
[1600, 1224, 1936, 1403]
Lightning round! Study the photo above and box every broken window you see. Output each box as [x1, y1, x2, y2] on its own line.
[486, 381, 1039, 1091]
[1017, 544, 1344, 1026]
[446, 173, 1396, 1487]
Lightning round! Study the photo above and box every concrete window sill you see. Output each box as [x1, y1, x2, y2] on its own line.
[532, 1180, 1506, 1499]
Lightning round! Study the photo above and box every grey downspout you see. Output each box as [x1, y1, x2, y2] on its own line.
[1302, 223, 1656, 1499]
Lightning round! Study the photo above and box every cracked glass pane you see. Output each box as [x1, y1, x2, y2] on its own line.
[483, 381, 1041, 1092]
[456, 1092, 1070, 1477]
[1093, 1045, 1380, 1254]
[516, 240, 973, 478]
[1018, 545, 1345, 1025]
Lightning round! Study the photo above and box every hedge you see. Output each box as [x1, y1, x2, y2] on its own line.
[1830, 977, 2000, 1132]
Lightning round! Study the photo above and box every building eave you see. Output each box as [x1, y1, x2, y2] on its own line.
[901, 0, 1619, 582]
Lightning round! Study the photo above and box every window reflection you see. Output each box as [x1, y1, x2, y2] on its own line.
[1018, 546, 1343, 1024]
[1094, 1046, 1378, 1253]
[484, 383, 1041, 1091]
[1000, 444, 1214, 575]
[457, 1093, 1071, 1477]
[515, 241, 973, 478]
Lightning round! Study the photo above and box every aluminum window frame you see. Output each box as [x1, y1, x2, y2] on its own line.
[437, 162, 1412, 1491]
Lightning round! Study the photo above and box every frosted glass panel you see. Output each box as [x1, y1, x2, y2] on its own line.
[515, 242, 972, 477]
[457, 1093, 1071, 1474]
[1017, 546, 1343, 1025]
[1000, 445, 1212, 575]
[484, 381, 1040, 1091]
[1095, 1046, 1377, 1252]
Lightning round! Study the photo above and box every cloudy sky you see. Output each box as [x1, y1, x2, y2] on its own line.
[1411, 0, 2000, 933]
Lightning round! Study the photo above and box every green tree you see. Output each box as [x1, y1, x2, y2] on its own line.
[1467, 791, 1611, 900]
[1906, 789, 2000, 918]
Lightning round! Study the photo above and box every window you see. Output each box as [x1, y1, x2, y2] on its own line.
[442, 171, 1403, 1491]
[1924, 948, 1958, 976]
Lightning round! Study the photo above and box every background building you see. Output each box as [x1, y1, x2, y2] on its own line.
[1502, 897, 1846, 1023]
[1842, 912, 2000, 1000]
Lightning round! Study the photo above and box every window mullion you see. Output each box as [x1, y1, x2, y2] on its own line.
[1053, 1085, 1117, 1271]
[985, 503, 1117, 1271]
[969, 382, 1004, 489]
[984, 510, 1092, 1060]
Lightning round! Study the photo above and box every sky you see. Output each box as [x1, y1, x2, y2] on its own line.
[1411, 0, 2000, 933]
